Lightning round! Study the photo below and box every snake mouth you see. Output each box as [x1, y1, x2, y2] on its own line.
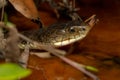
[53, 33, 86, 47]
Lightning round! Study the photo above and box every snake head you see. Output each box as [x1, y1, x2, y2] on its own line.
[49, 15, 98, 47]
[66, 14, 98, 37]
[69, 15, 99, 37]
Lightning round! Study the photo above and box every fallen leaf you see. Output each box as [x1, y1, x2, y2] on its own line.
[8, 0, 39, 20]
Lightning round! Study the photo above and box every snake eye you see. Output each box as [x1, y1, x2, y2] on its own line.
[70, 28, 76, 33]
[82, 28, 86, 31]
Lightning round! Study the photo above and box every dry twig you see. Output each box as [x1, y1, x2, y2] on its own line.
[18, 26, 99, 80]
[0, 22, 20, 63]
[19, 42, 30, 68]
[0, 14, 99, 80]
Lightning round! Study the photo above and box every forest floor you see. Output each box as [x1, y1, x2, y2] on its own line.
[3, 0, 120, 80]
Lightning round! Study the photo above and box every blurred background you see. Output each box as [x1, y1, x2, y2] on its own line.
[1, 0, 120, 80]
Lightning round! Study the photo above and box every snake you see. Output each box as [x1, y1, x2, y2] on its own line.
[20, 15, 97, 48]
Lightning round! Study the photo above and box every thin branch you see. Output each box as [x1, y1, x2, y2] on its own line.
[18, 30, 99, 80]
[51, 52, 99, 80]
[20, 42, 30, 68]
[1, 0, 5, 21]
[18, 33, 66, 55]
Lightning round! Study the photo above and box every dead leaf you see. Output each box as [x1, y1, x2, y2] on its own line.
[8, 0, 39, 20]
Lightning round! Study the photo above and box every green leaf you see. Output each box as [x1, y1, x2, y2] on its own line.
[4, 12, 16, 28]
[0, 63, 31, 80]
[4, 12, 8, 25]
[5, 22, 16, 28]
[85, 66, 99, 72]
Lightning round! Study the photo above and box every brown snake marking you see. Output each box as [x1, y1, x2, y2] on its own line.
[20, 15, 97, 48]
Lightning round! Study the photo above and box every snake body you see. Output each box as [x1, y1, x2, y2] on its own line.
[21, 19, 94, 47]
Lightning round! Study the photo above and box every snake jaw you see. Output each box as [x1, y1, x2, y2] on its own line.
[53, 34, 86, 47]
[52, 25, 90, 47]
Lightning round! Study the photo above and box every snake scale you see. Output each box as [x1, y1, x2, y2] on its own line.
[20, 15, 97, 49]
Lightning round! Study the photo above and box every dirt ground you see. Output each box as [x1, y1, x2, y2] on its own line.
[4, 0, 120, 80]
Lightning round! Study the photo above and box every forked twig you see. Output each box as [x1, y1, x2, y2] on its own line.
[85, 14, 99, 26]
[18, 14, 99, 80]
[18, 30, 99, 80]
